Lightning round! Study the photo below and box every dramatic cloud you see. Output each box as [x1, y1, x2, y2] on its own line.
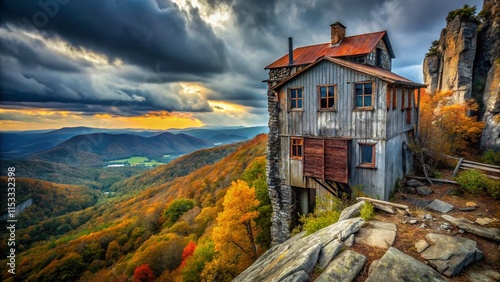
[0, 0, 483, 130]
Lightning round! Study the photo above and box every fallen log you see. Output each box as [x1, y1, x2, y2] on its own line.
[356, 197, 409, 210]
[408, 176, 458, 185]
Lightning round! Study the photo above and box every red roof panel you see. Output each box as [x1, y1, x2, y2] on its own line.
[266, 31, 387, 69]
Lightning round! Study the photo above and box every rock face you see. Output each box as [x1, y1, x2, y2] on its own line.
[423, 1, 500, 150]
[233, 217, 364, 282]
[316, 250, 366, 282]
[366, 247, 447, 282]
[420, 233, 483, 277]
[423, 16, 478, 103]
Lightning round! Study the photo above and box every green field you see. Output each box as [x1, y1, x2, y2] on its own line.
[108, 156, 164, 166]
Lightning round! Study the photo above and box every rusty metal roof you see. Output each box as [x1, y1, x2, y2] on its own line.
[265, 31, 394, 69]
[271, 57, 426, 90]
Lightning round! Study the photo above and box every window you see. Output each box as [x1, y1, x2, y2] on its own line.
[318, 85, 336, 110]
[376, 48, 382, 67]
[354, 82, 374, 109]
[359, 143, 376, 167]
[392, 88, 397, 110]
[289, 87, 303, 110]
[291, 138, 303, 159]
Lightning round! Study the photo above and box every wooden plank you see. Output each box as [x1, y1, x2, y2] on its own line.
[461, 163, 500, 173]
[356, 197, 409, 210]
[452, 158, 464, 177]
[462, 161, 500, 173]
[304, 138, 324, 178]
[461, 160, 500, 170]
[324, 139, 349, 183]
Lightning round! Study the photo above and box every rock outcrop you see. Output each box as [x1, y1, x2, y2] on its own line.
[423, 0, 500, 150]
[366, 247, 447, 282]
[419, 233, 483, 277]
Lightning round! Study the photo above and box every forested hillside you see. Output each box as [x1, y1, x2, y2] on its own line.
[0, 134, 269, 281]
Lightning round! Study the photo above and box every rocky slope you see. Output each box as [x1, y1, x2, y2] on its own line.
[423, 0, 500, 150]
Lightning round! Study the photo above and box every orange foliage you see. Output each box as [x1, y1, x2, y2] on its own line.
[419, 90, 484, 157]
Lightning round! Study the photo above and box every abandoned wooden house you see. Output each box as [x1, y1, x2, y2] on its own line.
[265, 22, 426, 243]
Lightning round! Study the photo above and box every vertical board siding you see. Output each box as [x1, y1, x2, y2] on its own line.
[277, 59, 415, 200]
[303, 138, 325, 178]
[324, 139, 349, 183]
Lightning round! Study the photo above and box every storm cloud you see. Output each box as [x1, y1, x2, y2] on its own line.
[0, 0, 483, 127]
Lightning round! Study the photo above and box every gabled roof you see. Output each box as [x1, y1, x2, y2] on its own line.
[265, 31, 395, 69]
[271, 57, 426, 90]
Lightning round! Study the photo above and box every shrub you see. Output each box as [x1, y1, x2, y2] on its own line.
[455, 170, 500, 197]
[297, 194, 343, 235]
[360, 202, 374, 221]
[134, 264, 154, 282]
[163, 198, 195, 225]
[446, 4, 480, 24]
[481, 149, 500, 166]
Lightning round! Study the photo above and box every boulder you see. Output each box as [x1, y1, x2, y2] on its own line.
[366, 247, 446, 282]
[316, 250, 366, 282]
[406, 179, 425, 187]
[415, 239, 429, 253]
[338, 201, 365, 221]
[233, 217, 364, 282]
[343, 234, 355, 248]
[420, 233, 483, 277]
[354, 221, 396, 249]
[426, 199, 454, 213]
[442, 214, 500, 241]
[317, 239, 342, 269]
[416, 186, 433, 196]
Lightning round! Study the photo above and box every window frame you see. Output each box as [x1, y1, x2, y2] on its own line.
[357, 143, 376, 168]
[317, 84, 337, 111]
[386, 86, 392, 111]
[290, 137, 304, 160]
[392, 87, 397, 110]
[407, 89, 413, 110]
[288, 87, 304, 111]
[401, 89, 406, 111]
[353, 81, 375, 111]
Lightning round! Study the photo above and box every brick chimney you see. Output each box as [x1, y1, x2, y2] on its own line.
[330, 21, 346, 46]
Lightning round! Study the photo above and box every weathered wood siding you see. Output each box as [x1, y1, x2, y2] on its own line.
[278, 60, 388, 139]
[277, 59, 416, 200]
[385, 87, 416, 139]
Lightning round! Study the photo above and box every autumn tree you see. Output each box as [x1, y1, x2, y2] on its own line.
[134, 264, 155, 282]
[179, 241, 197, 269]
[419, 90, 484, 158]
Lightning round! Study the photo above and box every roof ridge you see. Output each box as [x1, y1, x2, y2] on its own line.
[293, 30, 386, 50]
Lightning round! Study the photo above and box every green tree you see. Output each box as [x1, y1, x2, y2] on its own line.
[163, 198, 195, 226]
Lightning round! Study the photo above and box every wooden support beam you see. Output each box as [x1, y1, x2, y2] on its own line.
[461, 163, 500, 174]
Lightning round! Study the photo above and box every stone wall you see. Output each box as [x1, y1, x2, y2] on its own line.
[267, 89, 292, 245]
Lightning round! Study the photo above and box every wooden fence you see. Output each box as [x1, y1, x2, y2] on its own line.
[451, 157, 500, 180]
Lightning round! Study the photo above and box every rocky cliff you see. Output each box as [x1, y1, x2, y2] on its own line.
[423, 0, 500, 151]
